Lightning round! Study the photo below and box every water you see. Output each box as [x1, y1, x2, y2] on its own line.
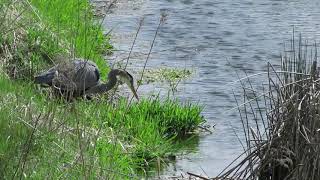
[93, 0, 320, 177]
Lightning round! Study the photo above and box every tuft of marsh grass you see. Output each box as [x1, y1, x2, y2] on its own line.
[216, 33, 320, 180]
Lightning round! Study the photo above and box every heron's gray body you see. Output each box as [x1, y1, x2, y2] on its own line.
[34, 58, 139, 100]
[35, 59, 100, 93]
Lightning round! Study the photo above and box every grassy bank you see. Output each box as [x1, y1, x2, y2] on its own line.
[0, 0, 110, 80]
[0, 1, 204, 179]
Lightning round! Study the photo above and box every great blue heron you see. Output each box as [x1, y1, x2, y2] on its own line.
[34, 59, 139, 100]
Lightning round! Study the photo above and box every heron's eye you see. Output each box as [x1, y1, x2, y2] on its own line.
[117, 75, 126, 85]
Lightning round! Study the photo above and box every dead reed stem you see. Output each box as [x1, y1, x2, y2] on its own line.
[215, 33, 320, 180]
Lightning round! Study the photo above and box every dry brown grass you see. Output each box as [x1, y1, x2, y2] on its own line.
[0, 1, 70, 80]
[215, 33, 320, 180]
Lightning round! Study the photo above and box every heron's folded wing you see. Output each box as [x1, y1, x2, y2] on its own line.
[73, 62, 100, 91]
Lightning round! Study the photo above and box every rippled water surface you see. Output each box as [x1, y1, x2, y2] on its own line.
[96, 0, 320, 177]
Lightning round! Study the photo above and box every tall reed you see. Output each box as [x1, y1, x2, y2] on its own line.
[216, 33, 320, 180]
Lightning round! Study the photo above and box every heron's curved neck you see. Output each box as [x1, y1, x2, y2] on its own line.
[101, 77, 117, 92]
[85, 71, 117, 94]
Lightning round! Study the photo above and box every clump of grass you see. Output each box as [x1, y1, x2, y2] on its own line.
[131, 98, 203, 137]
[216, 33, 320, 180]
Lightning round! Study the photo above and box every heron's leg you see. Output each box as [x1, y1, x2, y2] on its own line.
[84, 95, 93, 100]
[81, 91, 93, 100]
[51, 86, 75, 102]
[82, 88, 94, 100]
[66, 91, 74, 102]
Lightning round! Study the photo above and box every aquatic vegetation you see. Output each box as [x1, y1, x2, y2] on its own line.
[142, 67, 193, 84]
[141, 67, 193, 93]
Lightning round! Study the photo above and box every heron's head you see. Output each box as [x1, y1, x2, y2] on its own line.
[117, 70, 139, 100]
[34, 70, 58, 86]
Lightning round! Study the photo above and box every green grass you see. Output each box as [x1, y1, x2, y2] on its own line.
[0, 0, 205, 178]
[0, 0, 111, 80]
[29, 0, 112, 78]
[0, 76, 204, 178]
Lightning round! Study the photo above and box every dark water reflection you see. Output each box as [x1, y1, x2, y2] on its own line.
[99, 0, 320, 177]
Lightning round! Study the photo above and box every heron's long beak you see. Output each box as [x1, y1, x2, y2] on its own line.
[120, 73, 139, 100]
[129, 85, 139, 100]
